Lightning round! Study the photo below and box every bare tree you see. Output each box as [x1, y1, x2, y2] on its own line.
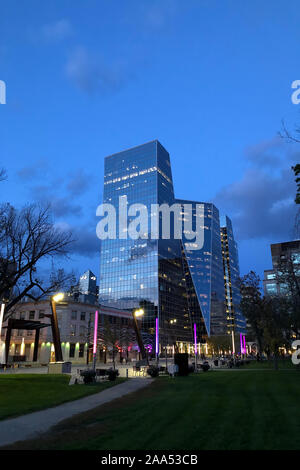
[0, 203, 73, 318]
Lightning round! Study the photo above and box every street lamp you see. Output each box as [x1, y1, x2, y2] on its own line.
[133, 308, 144, 318]
[50, 293, 64, 362]
[132, 308, 147, 362]
[52, 293, 64, 303]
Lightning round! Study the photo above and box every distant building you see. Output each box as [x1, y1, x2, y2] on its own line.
[68, 270, 98, 305]
[264, 240, 300, 296]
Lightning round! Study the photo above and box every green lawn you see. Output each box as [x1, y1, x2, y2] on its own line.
[6, 370, 300, 450]
[0, 374, 126, 420]
[243, 358, 296, 369]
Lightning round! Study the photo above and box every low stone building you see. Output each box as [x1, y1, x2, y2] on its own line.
[1, 299, 134, 364]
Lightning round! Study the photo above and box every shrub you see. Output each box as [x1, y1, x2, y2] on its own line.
[201, 363, 210, 372]
[147, 366, 159, 378]
[80, 369, 96, 384]
[107, 368, 119, 381]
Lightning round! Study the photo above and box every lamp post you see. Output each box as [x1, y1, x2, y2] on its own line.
[194, 323, 197, 371]
[50, 293, 64, 362]
[92, 310, 99, 370]
[0, 303, 5, 364]
[132, 308, 147, 362]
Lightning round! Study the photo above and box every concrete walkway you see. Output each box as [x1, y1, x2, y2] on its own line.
[0, 378, 153, 448]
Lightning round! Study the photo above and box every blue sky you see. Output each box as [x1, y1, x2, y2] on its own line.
[1, 0, 300, 283]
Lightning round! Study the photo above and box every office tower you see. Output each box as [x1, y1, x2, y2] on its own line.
[176, 200, 226, 336]
[69, 270, 98, 305]
[99, 141, 196, 352]
[99, 140, 244, 351]
[220, 216, 246, 334]
[78, 270, 98, 303]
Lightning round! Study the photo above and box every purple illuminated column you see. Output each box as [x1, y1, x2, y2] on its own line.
[93, 310, 99, 369]
[194, 323, 197, 355]
[240, 333, 243, 355]
[155, 317, 159, 357]
[243, 335, 246, 354]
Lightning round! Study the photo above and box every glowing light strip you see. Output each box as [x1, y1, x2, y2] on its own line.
[240, 333, 243, 354]
[93, 310, 99, 355]
[194, 323, 197, 355]
[0, 304, 4, 338]
[0, 303, 4, 363]
[155, 317, 159, 355]
[243, 335, 246, 353]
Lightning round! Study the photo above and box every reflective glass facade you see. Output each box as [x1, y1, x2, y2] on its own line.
[220, 216, 246, 334]
[99, 140, 243, 346]
[176, 200, 226, 336]
[99, 141, 193, 350]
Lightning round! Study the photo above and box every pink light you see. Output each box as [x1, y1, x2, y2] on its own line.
[194, 323, 197, 355]
[93, 310, 99, 355]
[243, 335, 246, 353]
[155, 317, 159, 355]
[240, 333, 243, 354]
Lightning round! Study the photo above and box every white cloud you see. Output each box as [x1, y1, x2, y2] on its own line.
[214, 137, 299, 241]
[42, 19, 73, 42]
[65, 46, 126, 94]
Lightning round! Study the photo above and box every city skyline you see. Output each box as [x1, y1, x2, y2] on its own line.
[1, 0, 299, 282]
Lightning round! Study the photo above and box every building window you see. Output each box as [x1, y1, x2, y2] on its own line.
[70, 324, 76, 336]
[79, 344, 85, 358]
[69, 343, 75, 358]
[20, 312, 25, 320]
[80, 312, 86, 321]
[39, 310, 45, 319]
[79, 325, 85, 337]
[29, 311, 35, 320]
[266, 283, 277, 294]
[27, 330, 33, 336]
[71, 311, 77, 320]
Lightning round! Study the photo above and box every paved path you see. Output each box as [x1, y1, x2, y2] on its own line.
[0, 378, 153, 447]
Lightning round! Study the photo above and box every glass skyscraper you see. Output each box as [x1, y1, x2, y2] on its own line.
[99, 140, 244, 351]
[176, 200, 226, 336]
[99, 141, 193, 352]
[220, 216, 246, 334]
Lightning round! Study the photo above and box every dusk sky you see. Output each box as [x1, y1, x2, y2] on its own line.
[1, 0, 300, 283]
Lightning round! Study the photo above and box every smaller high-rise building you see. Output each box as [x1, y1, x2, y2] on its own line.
[264, 240, 300, 296]
[69, 270, 98, 304]
[220, 216, 246, 335]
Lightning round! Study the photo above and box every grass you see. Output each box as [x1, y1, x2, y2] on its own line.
[6, 370, 300, 450]
[243, 358, 297, 369]
[0, 374, 126, 420]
